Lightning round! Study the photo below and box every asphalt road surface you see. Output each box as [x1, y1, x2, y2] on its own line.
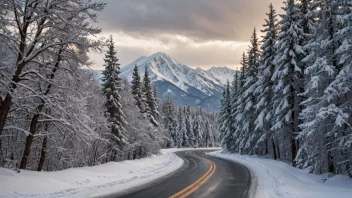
[108, 150, 251, 198]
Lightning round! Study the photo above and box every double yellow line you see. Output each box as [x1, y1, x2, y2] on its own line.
[169, 152, 217, 198]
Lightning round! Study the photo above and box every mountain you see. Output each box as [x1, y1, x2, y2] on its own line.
[119, 52, 237, 111]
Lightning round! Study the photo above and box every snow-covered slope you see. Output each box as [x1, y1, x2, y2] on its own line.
[196, 67, 236, 85]
[120, 52, 237, 111]
[209, 151, 352, 198]
[0, 149, 185, 198]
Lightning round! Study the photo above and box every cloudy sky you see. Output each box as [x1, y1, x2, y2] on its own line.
[91, 0, 284, 70]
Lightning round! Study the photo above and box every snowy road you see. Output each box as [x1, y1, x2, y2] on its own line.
[110, 150, 252, 198]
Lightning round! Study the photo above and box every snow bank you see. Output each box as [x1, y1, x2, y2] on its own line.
[208, 151, 352, 198]
[0, 149, 185, 198]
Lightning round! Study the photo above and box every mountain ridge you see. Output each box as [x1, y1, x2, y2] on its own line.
[96, 52, 238, 111]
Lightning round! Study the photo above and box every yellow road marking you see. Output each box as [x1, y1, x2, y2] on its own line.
[169, 152, 217, 198]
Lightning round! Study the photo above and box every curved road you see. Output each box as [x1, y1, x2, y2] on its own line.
[108, 150, 251, 198]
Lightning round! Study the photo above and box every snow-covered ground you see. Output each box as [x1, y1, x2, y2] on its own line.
[0, 149, 189, 198]
[208, 150, 352, 198]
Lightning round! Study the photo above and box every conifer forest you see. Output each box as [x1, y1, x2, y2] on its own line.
[219, 0, 352, 177]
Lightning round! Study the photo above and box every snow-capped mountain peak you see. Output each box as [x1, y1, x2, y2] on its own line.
[120, 52, 237, 111]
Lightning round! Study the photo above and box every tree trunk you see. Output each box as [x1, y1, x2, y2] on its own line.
[37, 135, 47, 171]
[92, 140, 99, 166]
[272, 138, 277, 160]
[20, 108, 43, 169]
[277, 141, 281, 159]
[19, 47, 63, 169]
[133, 148, 136, 160]
[37, 113, 50, 171]
[291, 137, 297, 167]
[0, 95, 12, 136]
[326, 136, 335, 173]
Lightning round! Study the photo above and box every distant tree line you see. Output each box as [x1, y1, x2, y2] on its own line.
[130, 60, 220, 149]
[220, 0, 352, 177]
[160, 97, 219, 148]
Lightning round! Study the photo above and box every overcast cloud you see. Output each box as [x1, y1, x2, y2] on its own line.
[92, 0, 284, 70]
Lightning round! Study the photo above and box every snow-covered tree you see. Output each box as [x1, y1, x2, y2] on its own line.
[161, 97, 177, 147]
[298, 0, 352, 175]
[204, 120, 214, 147]
[102, 37, 127, 160]
[239, 52, 248, 87]
[193, 112, 204, 147]
[175, 107, 185, 148]
[220, 82, 231, 150]
[254, 3, 279, 157]
[142, 66, 159, 127]
[237, 29, 261, 154]
[185, 107, 195, 147]
[131, 65, 144, 113]
[271, 0, 306, 166]
[0, 0, 104, 136]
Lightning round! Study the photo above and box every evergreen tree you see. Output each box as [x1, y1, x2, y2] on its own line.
[193, 117, 201, 147]
[326, 1, 352, 176]
[254, 3, 279, 156]
[227, 72, 240, 150]
[239, 52, 248, 87]
[153, 86, 159, 110]
[220, 81, 232, 150]
[185, 107, 195, 147]
[271, 0, 306, 166]
[237, 29, 261, 154]
[193, 109, 205, 147]
[231, 59, 248, 153]
[298, 0, 352, 175]
[102, 36, 127, 154]
[297, 0, 335, 171]
[131, 65, 144, 113]
[142, 66, 159, 127]
[163, 97, 177, 146]
[176, 107, 184, 148]
[179, 107, 189, 148]
[204, 120, 214, 147]
[219, 90, 227, 147]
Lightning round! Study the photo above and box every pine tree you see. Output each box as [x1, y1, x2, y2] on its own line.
[239, 52, 248, 87]
[231, 58, 248, 153]
[176, 107, 184, 148]
[237, 29, 261, 154]
[142, 66, 159, 127]
[220, 81, 232, 150]
[178, 107, 189, 147]
[131, 65, 144, 113]
[298, 0, 352, 175]
[102, 36, 127, 156]
[153, 86, 159, 110]
[204, 120, 214, 147]
[193, 117, 201, 147]
[254, 3, 279, 157]
[185, 107, 195, 147]
[327, 1, 352, 175]
[219, 90, 227, 147]
[193, 108, 205, 147]
[271, 0, 306, 166]
[226, 72, 240, 150]
[163, 97, 177, 146]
